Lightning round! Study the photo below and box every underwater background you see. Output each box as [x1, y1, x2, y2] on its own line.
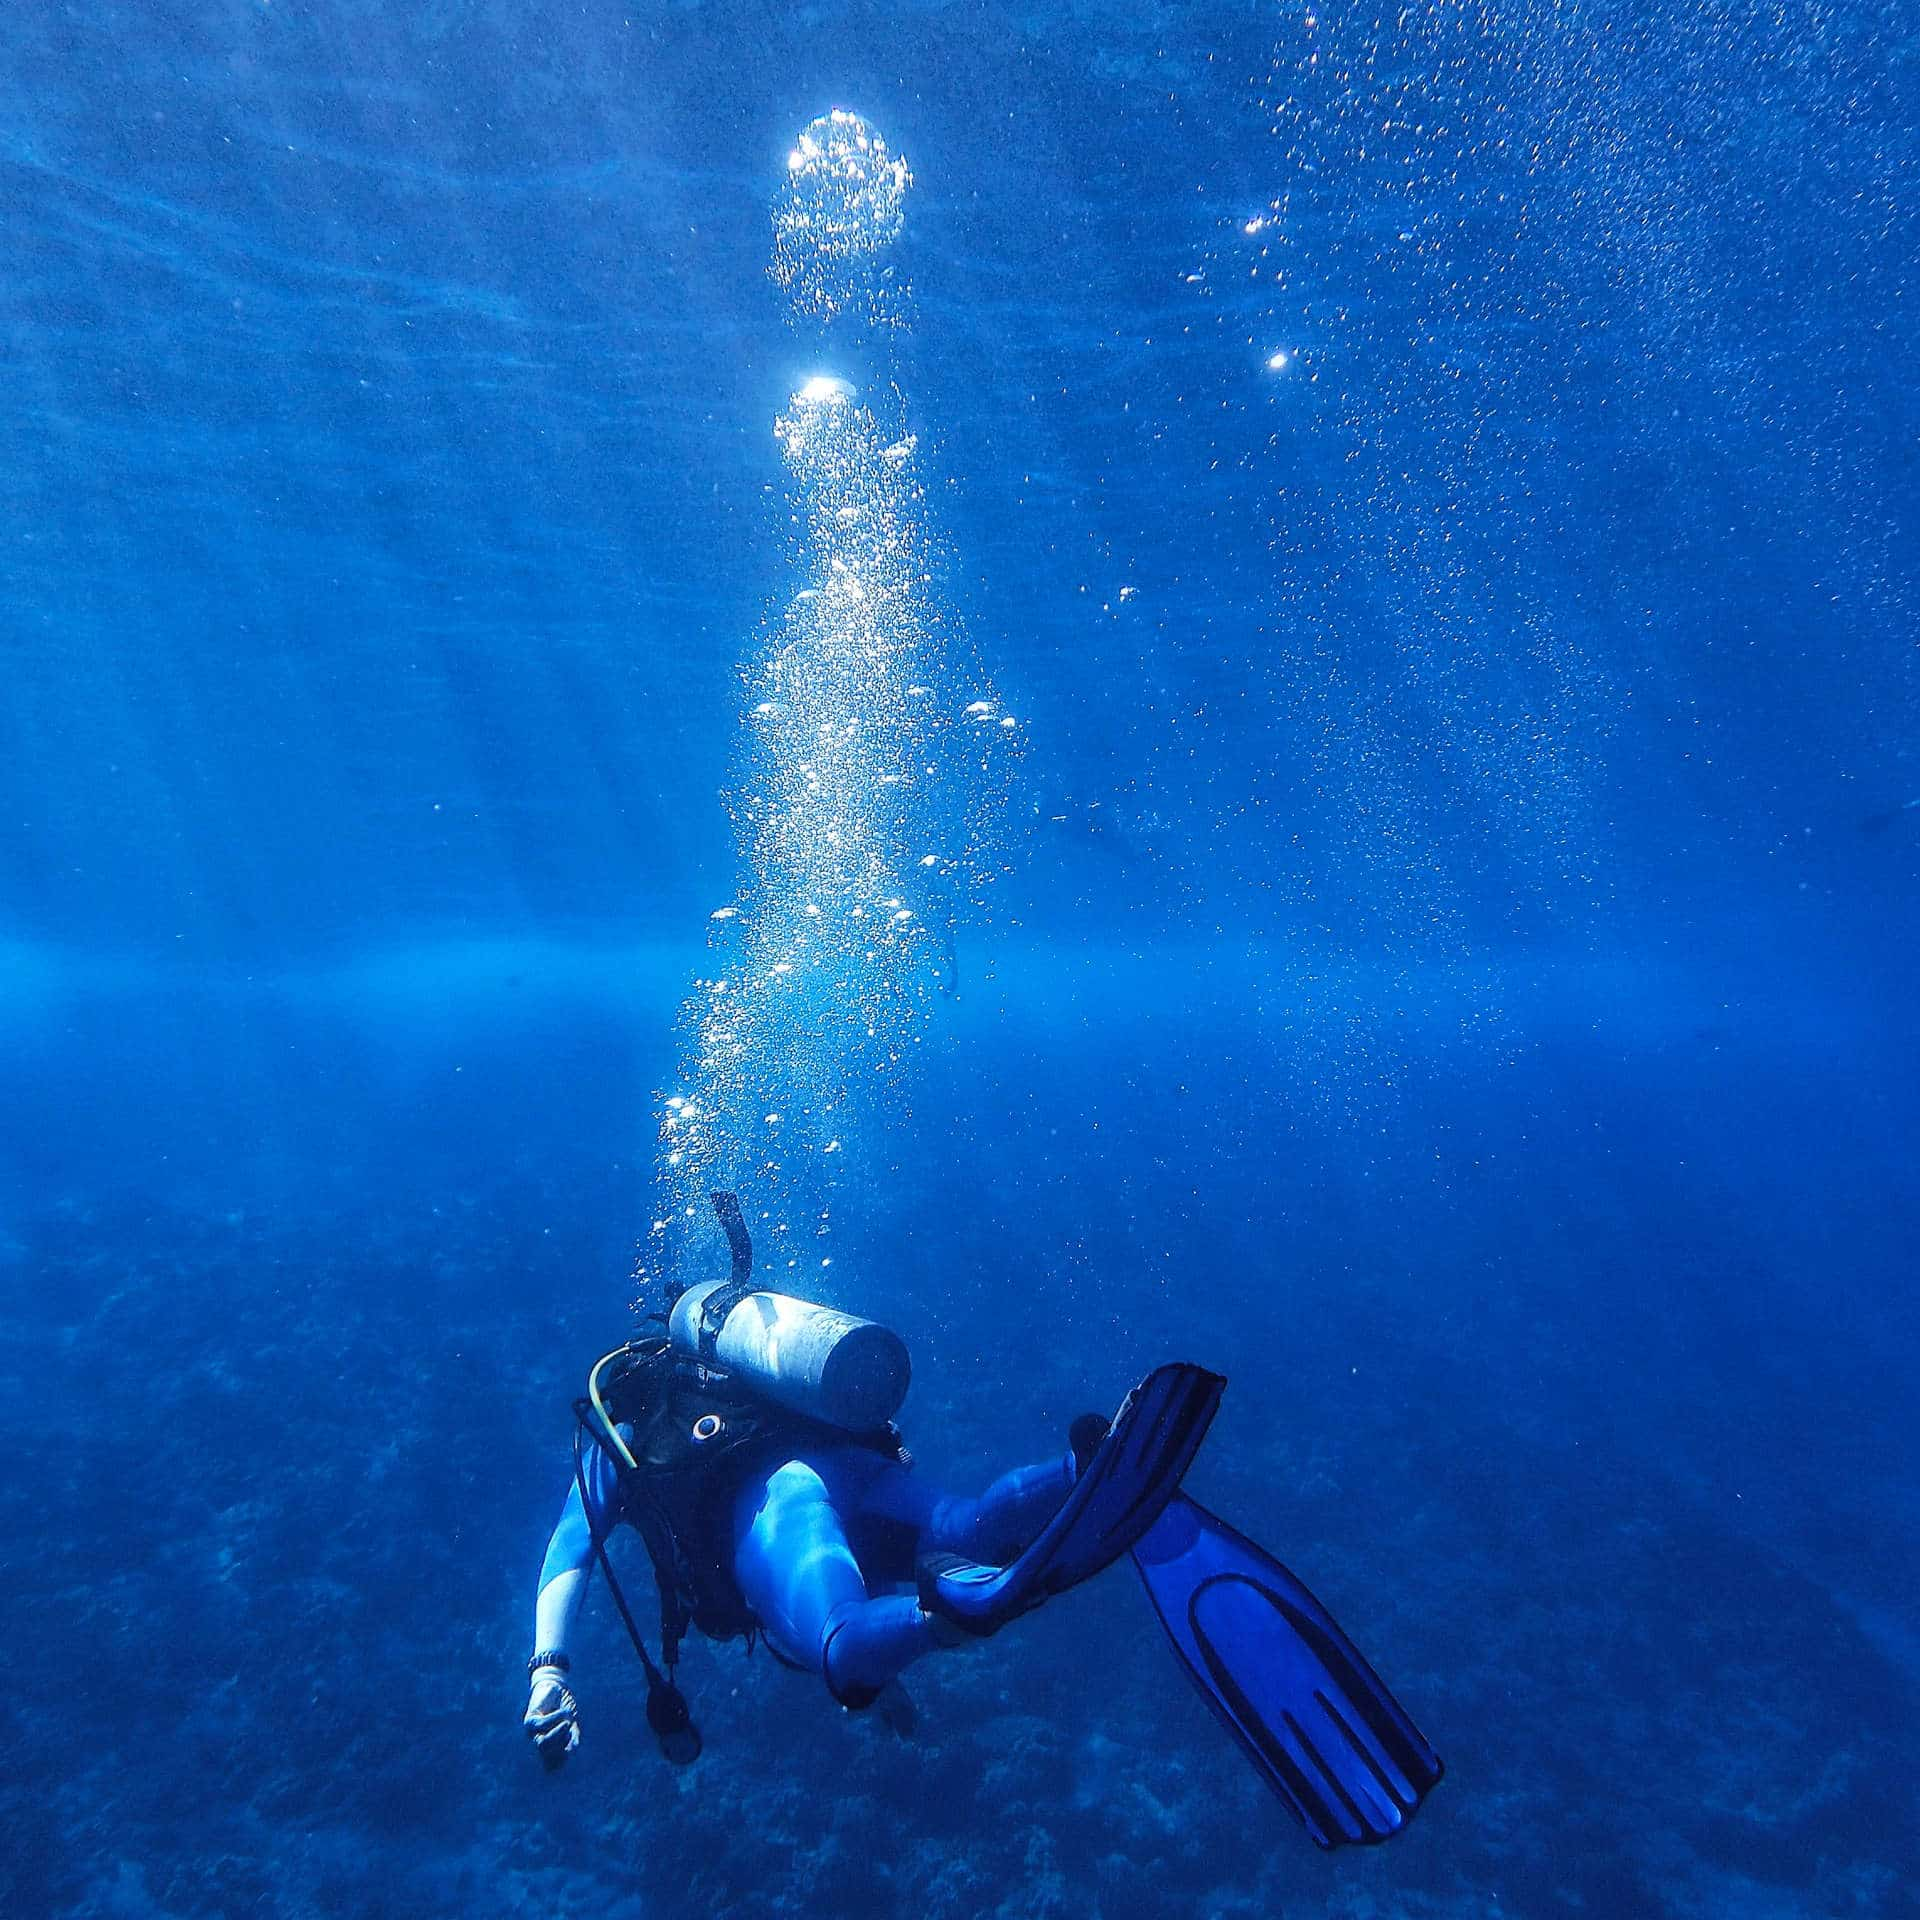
[3, 2, 1917, 1916]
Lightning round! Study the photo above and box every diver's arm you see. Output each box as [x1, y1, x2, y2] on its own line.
[532, 1481, 595, 1657]
[529, 1434, 626, 1658]
[524, 1441, 622, 1766]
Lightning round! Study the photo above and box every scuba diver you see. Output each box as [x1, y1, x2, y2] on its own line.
[524, 1194, 1443, 1850]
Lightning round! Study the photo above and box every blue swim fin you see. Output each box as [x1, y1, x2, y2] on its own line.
[919, 1363, 1225, 1635]
[1133, 1495, 1443, 1849]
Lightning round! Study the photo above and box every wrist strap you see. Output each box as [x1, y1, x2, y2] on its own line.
[528, 1651, 571, 1678]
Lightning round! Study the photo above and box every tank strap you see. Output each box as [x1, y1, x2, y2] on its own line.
[697, 1191, 758, 1363]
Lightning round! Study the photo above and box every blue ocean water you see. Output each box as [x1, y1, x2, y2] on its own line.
[3, 3, 1916, 1916]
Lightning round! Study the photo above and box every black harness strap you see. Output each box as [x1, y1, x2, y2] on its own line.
[571, 1419, 700, 1766]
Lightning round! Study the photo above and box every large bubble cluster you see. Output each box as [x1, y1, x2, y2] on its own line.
[771, 110, 913, 325]
[640, 119, 1009, 1295]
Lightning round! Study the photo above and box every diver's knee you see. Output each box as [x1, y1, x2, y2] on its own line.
[765, 1458, 831, 1508]
[737, 1457, 829, 1540]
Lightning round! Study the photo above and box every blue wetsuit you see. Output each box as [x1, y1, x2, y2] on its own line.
[537, 1433, 1073, 1701]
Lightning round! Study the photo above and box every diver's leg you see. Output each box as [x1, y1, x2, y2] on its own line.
[732, 1458, 961, 1706]
[848, 1448, 1076, 1565]
[929, 1454, 1076, 1562]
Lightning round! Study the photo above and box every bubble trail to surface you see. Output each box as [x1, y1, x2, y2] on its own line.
[637, 114, 1012, 1300]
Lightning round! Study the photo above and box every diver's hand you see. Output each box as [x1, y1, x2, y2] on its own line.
[525, 1663, 580, 1768]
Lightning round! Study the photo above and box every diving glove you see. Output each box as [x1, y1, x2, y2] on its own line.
[524, 1662, 580, 1767]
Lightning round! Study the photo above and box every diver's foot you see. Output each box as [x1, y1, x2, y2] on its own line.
[914, 1550, 1014, 1637]
[917, 1363, 1225, 1637]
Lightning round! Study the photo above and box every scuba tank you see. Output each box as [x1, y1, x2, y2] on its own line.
[665, 1191, 911, 1431]
[668, 1279, 910, 1432]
